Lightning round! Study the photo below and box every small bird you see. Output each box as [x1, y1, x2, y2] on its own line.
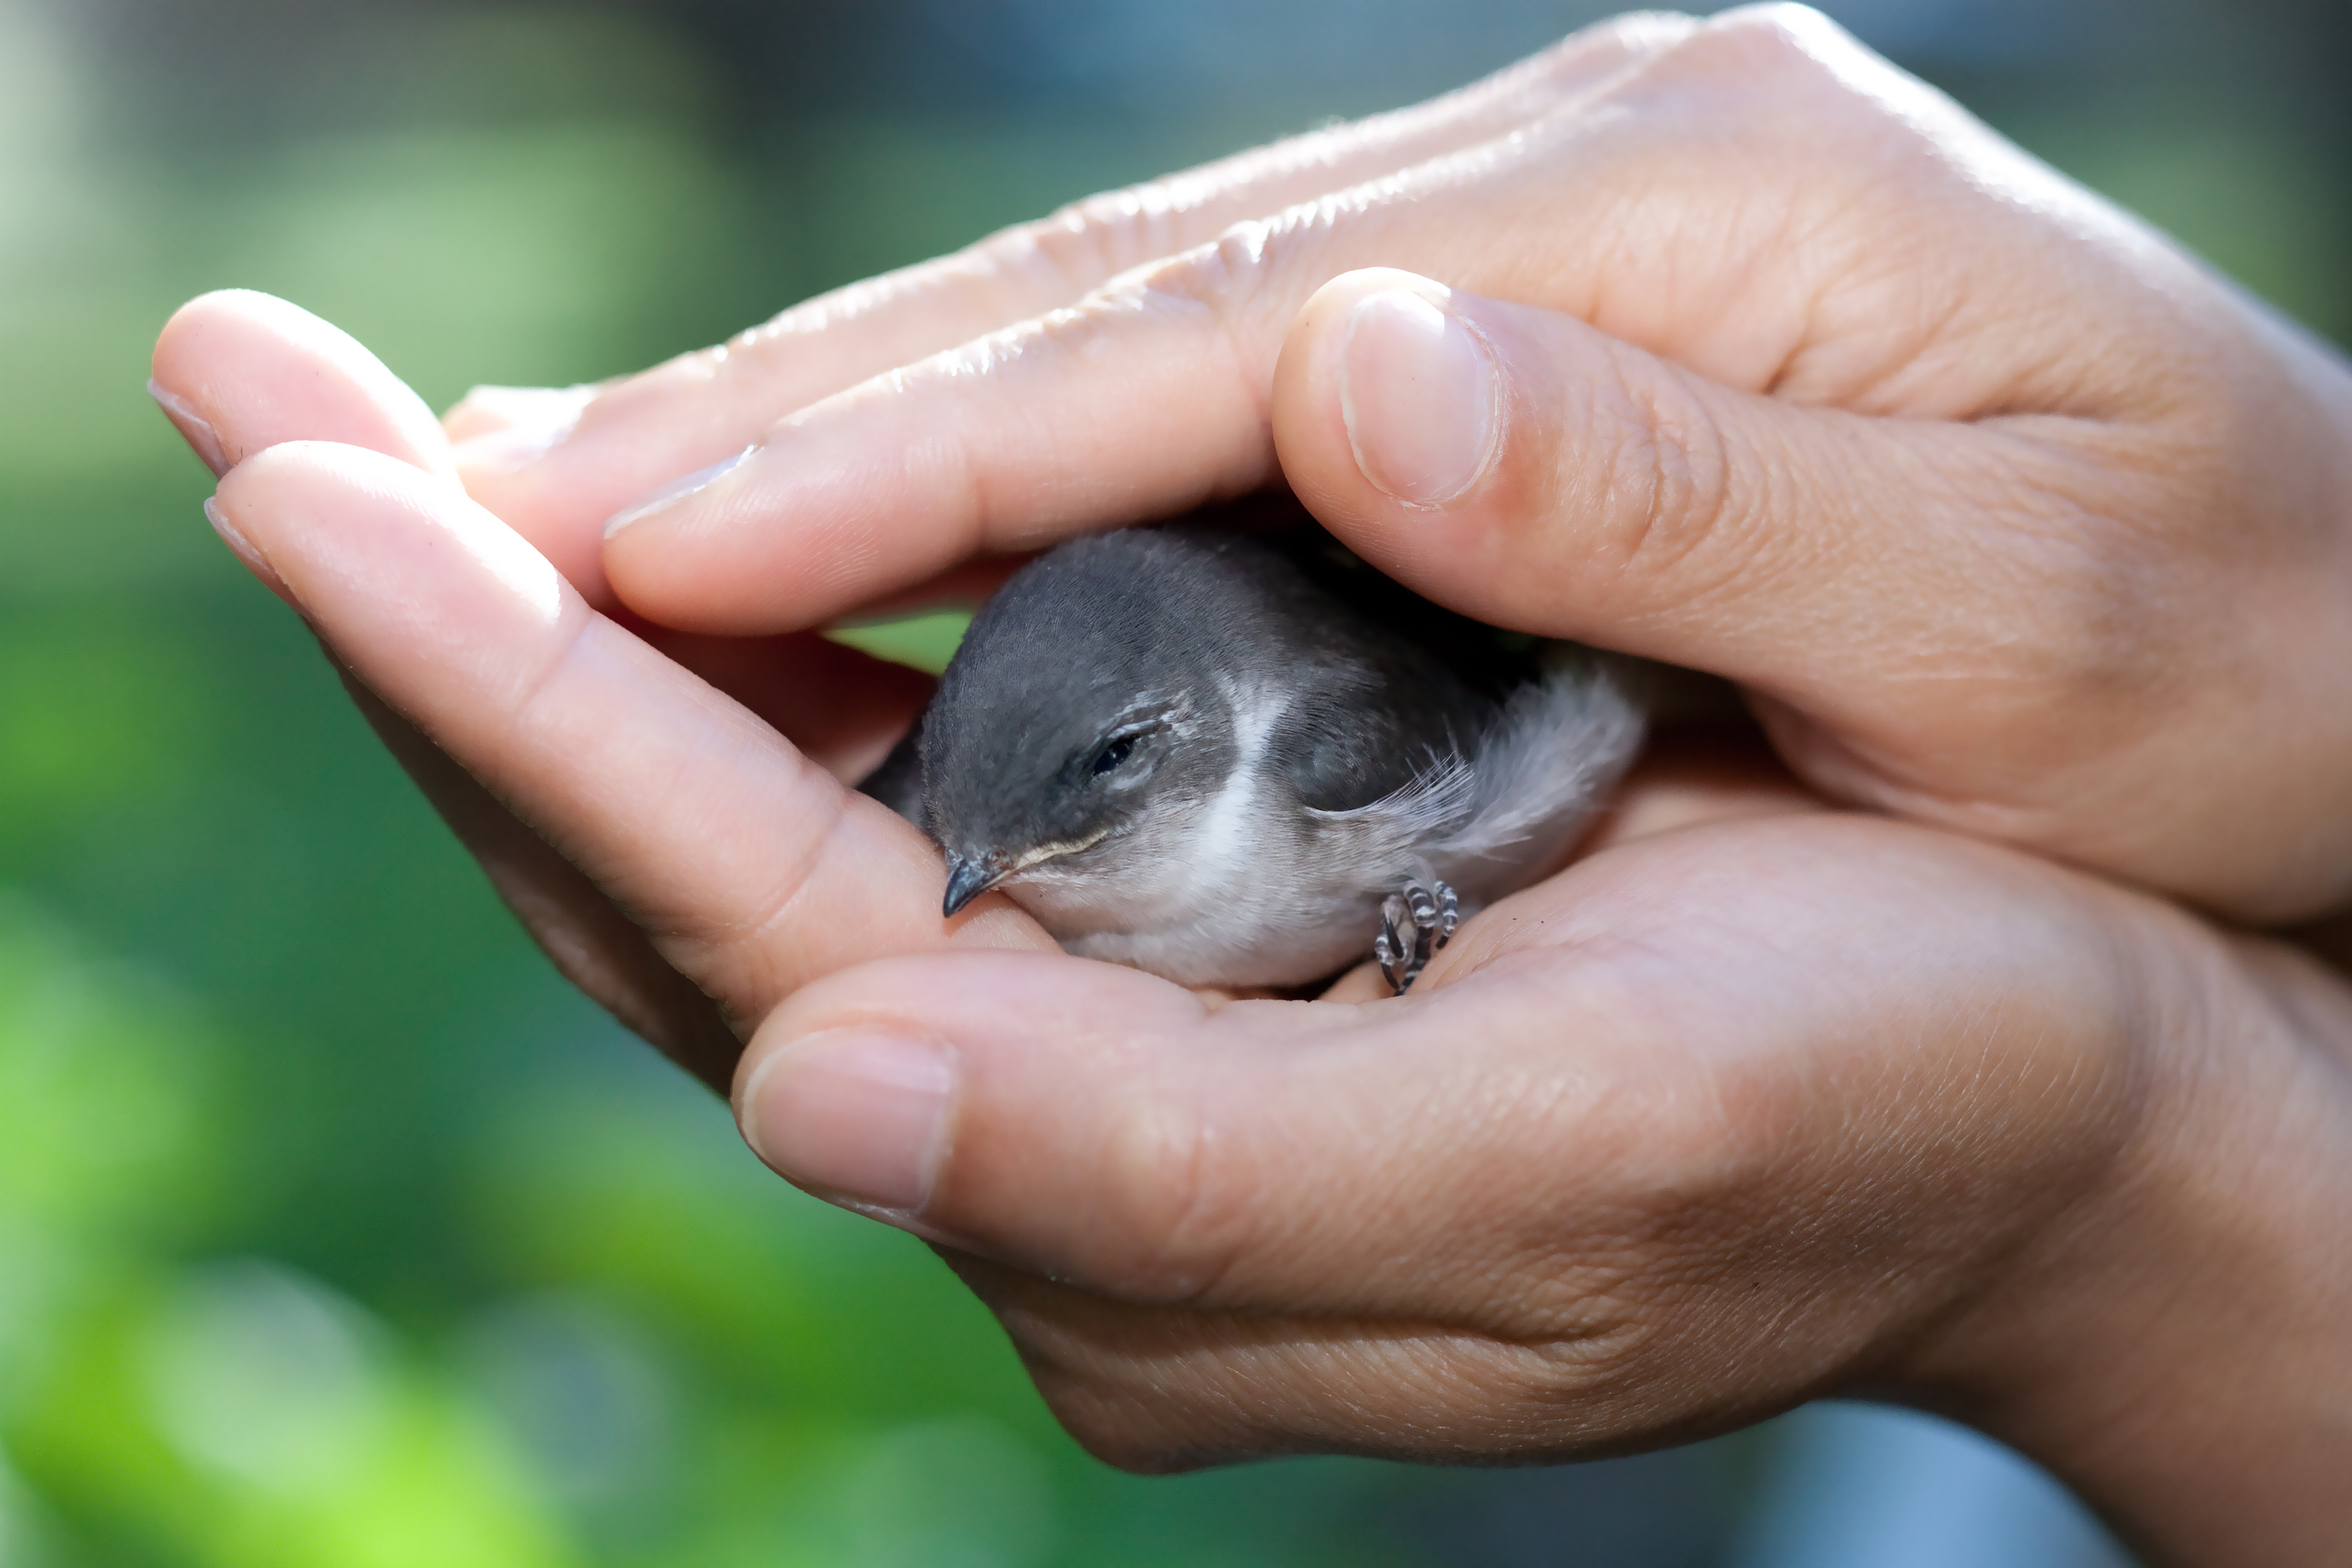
[861, 522, 1647, 993]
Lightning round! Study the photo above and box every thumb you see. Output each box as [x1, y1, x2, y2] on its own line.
[731, 946, 1688, 1320]
[1269, 267, 2068, 728]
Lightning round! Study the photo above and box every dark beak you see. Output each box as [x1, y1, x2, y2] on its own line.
[942, 854, 1005, 918]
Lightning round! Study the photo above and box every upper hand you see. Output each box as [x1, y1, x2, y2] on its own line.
[463, 5, 2352, 924]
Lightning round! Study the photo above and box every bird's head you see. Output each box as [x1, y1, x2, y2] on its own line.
[916, 533, 1253, 919]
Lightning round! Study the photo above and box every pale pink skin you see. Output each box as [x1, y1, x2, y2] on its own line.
[152, 9, 2352, 1562]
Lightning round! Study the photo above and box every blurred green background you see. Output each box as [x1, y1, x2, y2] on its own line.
[0, 0, 2341, 1563]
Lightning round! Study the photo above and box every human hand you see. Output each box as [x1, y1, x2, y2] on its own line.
[732, 791, 2352, 1567]
[485, 5, 2352, 925]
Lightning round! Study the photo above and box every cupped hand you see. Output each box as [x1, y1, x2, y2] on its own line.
[490, 5, 2352, 924]
[152, 286, 2352, 1568]
[734, 792, 2352, 1566]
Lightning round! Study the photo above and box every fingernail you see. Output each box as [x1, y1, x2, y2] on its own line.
[1338, 288, 1499, 508]
[203, 495, 296, 604]
[602, 448, 756, 539]
[148, 379, 230, 476]
[738, 1031, 955, 1212]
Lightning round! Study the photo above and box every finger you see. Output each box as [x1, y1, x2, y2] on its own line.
[154, 292, 940, 1058]
[1265, 263, 2311, 906]
[151, 289, 456, 480]
[463, 13, 1688, 613]
[212, 442, 1052, 1026]
[443, 381, 600, 449]
[154, 291, 752, 1069]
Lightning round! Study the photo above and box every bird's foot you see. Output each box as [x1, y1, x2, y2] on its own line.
[1374, 877, 1459, 995]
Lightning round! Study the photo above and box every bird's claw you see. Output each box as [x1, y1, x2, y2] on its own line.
[1375, 877, 1459, 994]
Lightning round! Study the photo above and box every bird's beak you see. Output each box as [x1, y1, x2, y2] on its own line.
[942, 854, 1007, 918]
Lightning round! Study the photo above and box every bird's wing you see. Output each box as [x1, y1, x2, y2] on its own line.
[1431, 651, 1649, 869]
[1301, 748, 1480, 844]
[1264, 574, 1505, 815]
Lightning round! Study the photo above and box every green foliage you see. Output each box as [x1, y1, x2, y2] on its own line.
[828, 612, 973, 676]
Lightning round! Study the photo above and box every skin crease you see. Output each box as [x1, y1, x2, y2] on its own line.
[147, 7, 2352, 1563]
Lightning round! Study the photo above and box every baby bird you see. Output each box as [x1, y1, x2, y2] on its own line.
[861, 524, 1646, 992]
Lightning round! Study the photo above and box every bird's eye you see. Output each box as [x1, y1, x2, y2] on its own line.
[1091, 735, 1136, 775]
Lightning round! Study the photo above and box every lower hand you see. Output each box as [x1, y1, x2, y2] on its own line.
[738, 784, 2352, 1566]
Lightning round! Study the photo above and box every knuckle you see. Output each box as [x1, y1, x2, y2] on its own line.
[1632, 5, 1904, 141]
[1571, 350, 1748, 604]
[1120, 205, 1339, 342]
[1548, 9, 1703, 74]
[1074, 212, 1322, 421]
[1123, 217, 1284, 324]
[1674, 3, 1864, 83]
[978, 185, 1190, 306]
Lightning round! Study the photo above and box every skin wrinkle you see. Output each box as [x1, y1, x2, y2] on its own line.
[1019, 1290, 1644, 1427]
[1878, 928, 2161, 1384]
[1766, 193, 1961, 409]
[1588, 340, 1740, 604]
[1092, 1073, 1254, 1308]
[1249, 1325, 1694, 1458]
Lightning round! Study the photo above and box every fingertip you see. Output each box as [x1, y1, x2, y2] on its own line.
[742, 946, 1530, 1308]
[151, 289, 457, 480]
[201, 489, 298, 608]
[735, 1025, 958, 1213]
[740, 950, 1211, 1167]
[738, 951, 1228, 1260]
